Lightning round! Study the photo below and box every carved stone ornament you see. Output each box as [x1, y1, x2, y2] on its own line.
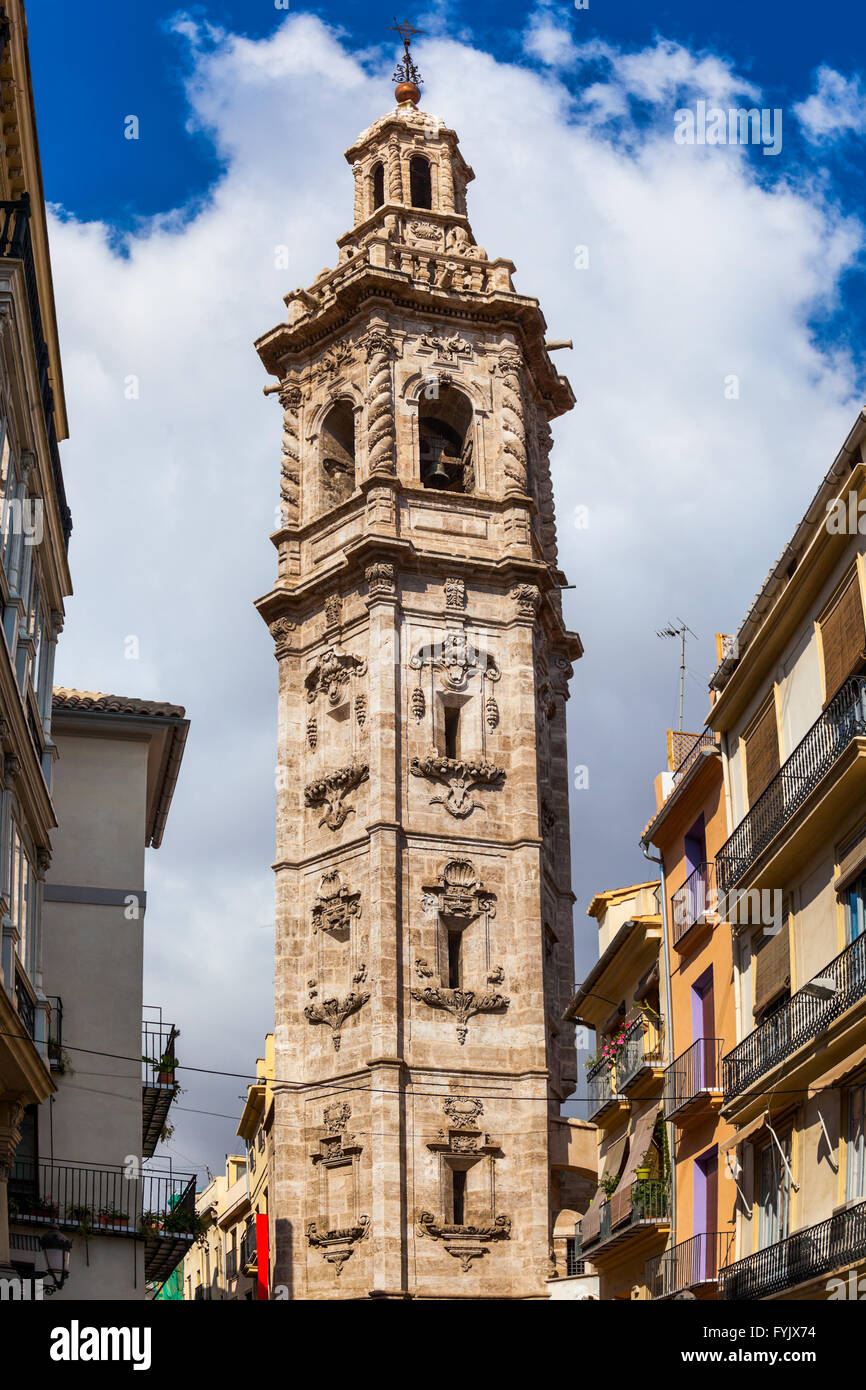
[365, 561, 396, 597]
[304, 987, 370, 1051]
[443, 1096, 484, 1129]
[311, 870, 361, 940]
[513, 583, 541, 618]
[416, 1211, 512, 1272]
[422, 859, 496, 923]
[323, 1101, 351, 1134]
[324, 593, 343, 630]
[3, 753, 20, 783]
[444, 576, 466, 610]
[410, 983, 510, 1044]
[420, 330, 472, 360]
[485, 695, 499, 730]
[355, 693, 367, 728]
[410, 631, 500, 693]
[409, 219, 441, 243]
[410, 756, 505, 819]
[318, 341, 354, 377]
[360, 327, 396, 362]
[304, 762, 369, 830]
[269, 616, 296, 659]
[305, 647, 367, 706]
[411, 687, 425, 722]
[307, 715, 318, 750]
[306, 1215, 369, 1275]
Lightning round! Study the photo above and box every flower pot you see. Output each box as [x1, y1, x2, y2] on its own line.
[157, 1070, 175, 1086]
[635, 1167, 651, 1180]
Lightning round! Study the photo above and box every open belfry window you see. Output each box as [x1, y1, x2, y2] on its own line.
[418, 384, 474, 492]
[819, 567, 866, 702]
[371, 161, 384, 210]
[320, 400, 356, 505]
[409, 154, 432, 209]
[743, 694, 780, 808]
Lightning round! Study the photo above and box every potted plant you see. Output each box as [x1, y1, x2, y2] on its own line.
[97, 1206, 129, 1229]
[635, 1165, 652, 1180]
[139, 1210, 164, 1236]
[600, 1174, 620, 1199]
[156, 1052, 176, 1085]
[27, 1194, 59, 1220]
[66, 1203, 95, 1231]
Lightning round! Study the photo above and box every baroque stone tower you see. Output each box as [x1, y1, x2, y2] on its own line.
[255, 38, 582, 1299]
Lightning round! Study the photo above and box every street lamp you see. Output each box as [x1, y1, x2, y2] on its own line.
[39, 1226, 72, 1293]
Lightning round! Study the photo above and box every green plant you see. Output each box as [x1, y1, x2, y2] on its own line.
[66, 1203, 95, 1229]
[97, 1206, 129, 1224]
[599, 1174, 620, 1198]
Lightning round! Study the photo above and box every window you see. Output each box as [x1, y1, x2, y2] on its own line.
[9, 820, 35, 976]
[409, 155, 432, 209]
[845, 874, 866, 944]
[744, 697, 780, 806]
[757, 1136, 790, 1249]
[447, 929, 462, 989]
[450, 1166, 467, 1224]
[752, 912, 790, 1019]
[820, 568, 866, 701]
[444, 706, 460, 760]
[371, 162, 384, 210]
[848, 1084, 866, 1201]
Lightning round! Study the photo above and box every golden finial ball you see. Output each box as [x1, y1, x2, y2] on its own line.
[395, 80, 421, 106]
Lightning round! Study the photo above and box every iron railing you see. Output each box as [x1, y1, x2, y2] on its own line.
[646, 1231, 735, 1298]
[46, 995, 63, 1069]
[586, 1058, 617, 1119]
[566, 1240, 586, 1276]
[717, 676, 866, 892]
[615, 1013, 665, 1091]
[9, 1158, 196, 1234]
[240, 1218, 257, 1272]
[0, 197, 72, 546]
[665, 1038, 724, 1119]
[671, 861, 719, 946]
[720, 1200, 866, 1300]
[14, 967, 36, 1038]
[225, 1247, 238, 1280]
[142, 1016, 178, 1090]
[723, 931, 866, 1101]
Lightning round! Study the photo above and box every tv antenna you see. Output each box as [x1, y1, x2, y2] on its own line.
[656, 619, 697, 731]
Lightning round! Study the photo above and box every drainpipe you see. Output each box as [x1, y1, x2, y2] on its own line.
[642, 840, 676, 1254]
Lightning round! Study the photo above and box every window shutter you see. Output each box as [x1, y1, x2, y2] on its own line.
[821, 570, 866, 701]
[745, 700, 780, 806]
[753, 914, 790, 1017]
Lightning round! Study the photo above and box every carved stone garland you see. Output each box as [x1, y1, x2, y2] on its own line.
[304, 964, 370, 1051]
[304, 763, 369, 830]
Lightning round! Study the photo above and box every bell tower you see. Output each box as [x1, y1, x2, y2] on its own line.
[255, 29, 583, 1299]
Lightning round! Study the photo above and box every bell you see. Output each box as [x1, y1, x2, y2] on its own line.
[428, 458, 452, 487]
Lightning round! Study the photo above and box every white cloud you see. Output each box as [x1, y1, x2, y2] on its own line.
[47, 13, 864, 1157]
[795, 65, 866, 142]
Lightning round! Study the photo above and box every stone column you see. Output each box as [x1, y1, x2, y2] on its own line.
[362, 325, 397, 477]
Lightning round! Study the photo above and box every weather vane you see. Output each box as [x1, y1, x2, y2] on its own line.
[390, 18, 424, 88]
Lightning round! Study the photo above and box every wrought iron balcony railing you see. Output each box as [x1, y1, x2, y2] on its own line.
[225, 1248, 238, 1280]
[664, 1038, 724, 1119]
[585, 1180, 670, 1251]
[673, 730, 718, 786]
[586, 1058, 619, 1120]
[9, 1158, 195, 1235]
[13, 967, 36, 1039]
[615, 1013, 665, 1092]
[723, 931, 866, 1101]
[646, 1230, 735, 1298]
[671, 861, 719, 946]
[717, 676, 866, 893]
[240, 1220, 257, 1273]
[142, 1012, 179, 1158]
[46, 995, 63, 1069]
[720, 1200, 866, 1300]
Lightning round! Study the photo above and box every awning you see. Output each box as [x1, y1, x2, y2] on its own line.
[579, 1132, 628, 1243]
[815, 1048, 866, 1091]
[724, 1101, 801, 1152]
[609, 1103, 660, 1227]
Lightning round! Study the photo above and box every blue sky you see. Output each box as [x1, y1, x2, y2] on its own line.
[26, 2, 866, 1161]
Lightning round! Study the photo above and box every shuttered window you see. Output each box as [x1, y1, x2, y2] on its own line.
[744, 699, 780, 806]
[753, 913, 790, 1017]
[821, 570, 866, 701]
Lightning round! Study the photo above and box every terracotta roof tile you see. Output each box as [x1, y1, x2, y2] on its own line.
[52, 687, 186, 720]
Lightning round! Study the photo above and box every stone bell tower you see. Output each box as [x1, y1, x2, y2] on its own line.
[255, 29, 582, 1299]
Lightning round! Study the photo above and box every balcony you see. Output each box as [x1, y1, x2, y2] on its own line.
[665, 1038, 724, 1122]
[9, 1158, 198, 1284]
[46, 995, 63, 1071]
[142, 1012, 179, 1159]
[583, 1180, 670, 1254]
[646, 1231, 734, 1299]
[723, 932, 866, 1102]
[717, 676, 866, 894]
[0, 197, 71, 545]
[240, 1219, 258, 1275]
[225, 1247, 238, 1281]
[586, 1058, 628, 1125]
[615, 1014, 665, 1098]
[13, 966, 36, 1039]
[720, 1200, 866, 1300]
[671, 861, 720, 951]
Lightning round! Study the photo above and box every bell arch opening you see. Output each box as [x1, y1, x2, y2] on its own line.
[371, 161, 385, 211]
[321, 399, 356, 506]
[418, 384, 474, 493]
[409, 155, 432, 210]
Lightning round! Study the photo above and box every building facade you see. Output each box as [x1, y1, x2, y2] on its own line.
[255, 56, 589, 1298]
[640, 726, 739, 1299]
[8, 689, 194, 1298]
[183, 1155, 259, 1302]
[0, 0, 71, 1285]
[569, 883, 670, 1299]
[705, 410, 866, 1301]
